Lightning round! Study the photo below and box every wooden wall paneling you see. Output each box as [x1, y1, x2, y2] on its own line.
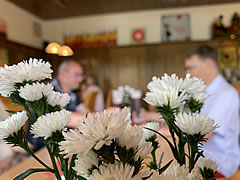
[90, 48, 110, 96]
[164, 43, 187, 77]
[100, 48, 113, 96]
[73, 48, 110, 95]
[108, 48, 121, 89]
[148, 44, 169, 78]
[109, 46, 147, 90]
[138, 46, 154, 92]
[0, 35, 45, 66]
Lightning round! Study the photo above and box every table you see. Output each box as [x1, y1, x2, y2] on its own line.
[0, 125, 174, 180]
[0, 148, 53, 180]
[0, 125, 227, 180]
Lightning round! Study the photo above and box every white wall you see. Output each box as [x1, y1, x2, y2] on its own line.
[0, 0, 43, 49]
[42, 2, 240, 46]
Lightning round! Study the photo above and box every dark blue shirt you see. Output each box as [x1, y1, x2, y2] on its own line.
[51, 78, 82, 111]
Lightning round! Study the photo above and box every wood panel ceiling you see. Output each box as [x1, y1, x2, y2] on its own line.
[8, 0, 240, 20]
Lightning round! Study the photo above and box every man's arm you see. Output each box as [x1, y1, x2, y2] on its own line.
[67, 111, 87, 128]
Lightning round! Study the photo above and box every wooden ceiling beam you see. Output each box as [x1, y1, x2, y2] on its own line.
[8, 0, 240, 20]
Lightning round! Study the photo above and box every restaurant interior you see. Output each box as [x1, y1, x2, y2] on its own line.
[0, 0, 240, 179]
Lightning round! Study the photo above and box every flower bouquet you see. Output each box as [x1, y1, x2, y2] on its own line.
[143, 74, 219, 179]
[0, 58, 219, 180]
[112, 86, 142, 108]
[112, 86, 143, 123]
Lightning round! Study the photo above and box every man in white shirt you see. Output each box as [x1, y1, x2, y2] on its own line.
[184, 45, 240, 178]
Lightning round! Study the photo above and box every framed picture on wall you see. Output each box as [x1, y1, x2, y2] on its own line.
[131, 28, 146, 44]
[161, 14, 191, 42]
[218, 46, 237, 69]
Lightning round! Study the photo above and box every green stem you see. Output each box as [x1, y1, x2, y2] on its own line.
[64, 158, 69, 179]
[152, 150, 157, 165]
[68, 154, 77, 180]
[59, 155, 68, 179]
[144, 127, 178, 165]
[20, 140, 54, 172]
[169, 128, 177, 150]
[45, 142, 62, 180]
[189, 142, 198, 172]
[23, 105, 36, 123]
[177, 131, 186, 165]
[149, 149, 158, 170]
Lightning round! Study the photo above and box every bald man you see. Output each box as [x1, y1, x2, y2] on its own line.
[25, 60, 88, 152]
[52, 60, 90, 127]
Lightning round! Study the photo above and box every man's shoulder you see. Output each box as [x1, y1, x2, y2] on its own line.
[213, 78, 239, 107]
[220, 79, 239, 97]
[51, 78, 62, 92]
[51, 78, 58, 86]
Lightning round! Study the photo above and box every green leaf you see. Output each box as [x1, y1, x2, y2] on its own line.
[5, 110, 21, 114]
[144, 127, 177, 158]
[158, 159, 173, 175]
[116, 145, 136, 165]
[94, 143, 115, 164]
[142, 172, 153, 180]
[158, 152, 164, 169]
[13, 168, 50, 180]
[187, 97, 203, 113]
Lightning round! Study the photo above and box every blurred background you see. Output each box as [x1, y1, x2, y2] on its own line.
[1, 0, 240, 103]
[1, 1, 240, 179]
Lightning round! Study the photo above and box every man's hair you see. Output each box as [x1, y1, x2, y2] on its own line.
[57, 60, 82, 77]
[185, 45, 218, 64]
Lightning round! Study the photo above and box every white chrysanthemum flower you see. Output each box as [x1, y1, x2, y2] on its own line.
[47, 91, 71, 108]
[0, 111, 28, 139]
[163, 164, 198, 180]
[197, 157, 218, 172]
[147, 74, 183, 92]
[144, 88, 187, 109]
[191, 92, 206, 103]
[112, 87, 124, 104]
[0, 58, 52, 97]
[143, 122, 162, 140]
[112, 86, 142, 105]
[147, 74, 205, 96]
[181, 74, 206, 94]
[89, 162, 143, 180]
[18, 82, 53, 101]
[128, 88, 142, 99]
[175, 113, 219, 136]
[135, 139, 153, 161]
[117, 124, 153, 160]
[161, 73, 184, 90]
[73, 150, 98, 176]
[59, 108, 131, 157]
[31, 109, 71, 139]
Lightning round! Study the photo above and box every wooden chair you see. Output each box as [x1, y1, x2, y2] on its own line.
[224, 168, 240, 180]
[84, 91, 98, 112]
[0, 96, 28, 132]
[105, 89, 113, 108]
